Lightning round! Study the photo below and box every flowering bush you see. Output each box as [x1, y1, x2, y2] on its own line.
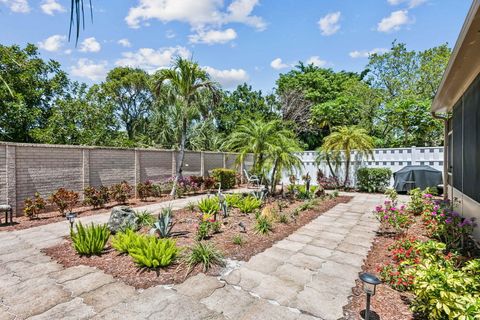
[407, 188, 434, 215]
[195, 212, 220, 240]
[373, 201, 414, 233]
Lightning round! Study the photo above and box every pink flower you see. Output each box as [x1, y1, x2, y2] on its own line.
[431, 211, 437, 216]
[384, 215, 389, 220]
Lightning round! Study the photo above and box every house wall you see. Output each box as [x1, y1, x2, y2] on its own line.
[0, 142, 241, 215]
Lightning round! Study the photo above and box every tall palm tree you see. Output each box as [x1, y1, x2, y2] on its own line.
[152, 57, 220, 197]
[322, 126, 374, 186]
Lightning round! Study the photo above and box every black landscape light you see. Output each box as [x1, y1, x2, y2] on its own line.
[359, 272, 381, 320]
[66, 212, 77, 229]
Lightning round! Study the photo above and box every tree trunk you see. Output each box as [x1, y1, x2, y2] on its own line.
[325, 154, 337, 179]
[343, 155, 351, 187]
[170, 117, 187, 197]
[270, 158, 279, 195]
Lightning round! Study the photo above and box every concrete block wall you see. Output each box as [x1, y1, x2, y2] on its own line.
[0, 142, 243, 215]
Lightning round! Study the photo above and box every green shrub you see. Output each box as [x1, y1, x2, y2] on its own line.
[83, 186, 110, 209]
[111, 229, 143, 254]
[129, 236, 179, 268]
[295, 185, 317, 200]
[211, 168, 236, 189]
[135, 210, 155, 227]
[225, 193, 242, 208]
[232, 234, 245, 246]
[237, 196, 262, 214]
[70, 222, 110, 255]
[254, 216, 273, 235]
[110, 181, 133, 204]
[407, 188, 427, 215]
[23, 192, 46, 219]
[356, 167, 392, 193]
[49, 188, 79, 215]
[278, 213, 289, 224]
[197, 197, 220, 216]
[150, 207, 175, 238]
[185, 242, 225, 272]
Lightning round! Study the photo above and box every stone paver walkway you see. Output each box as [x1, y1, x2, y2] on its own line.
[0, 192, 384, 320]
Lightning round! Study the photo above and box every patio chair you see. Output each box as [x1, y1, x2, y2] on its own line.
[244, 169, 260, 189]
[0, 205, 13, 225]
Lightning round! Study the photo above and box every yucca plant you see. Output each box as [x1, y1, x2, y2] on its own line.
[150, 207, 175, 238]
[135, 210, 155, 227]
[185, 242, 225, 272]
[128, 236, 179, 268]
[237, 196, 262, 214]
[197, 197, 220, 216]
[70, 222, 110, 255]
[254, 216, 273, 235]
[111, 229, 143, 254]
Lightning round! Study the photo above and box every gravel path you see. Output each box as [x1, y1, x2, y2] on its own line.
[0, 192, 383, 320]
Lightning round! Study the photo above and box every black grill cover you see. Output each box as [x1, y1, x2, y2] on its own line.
[393, 165, 443, 192]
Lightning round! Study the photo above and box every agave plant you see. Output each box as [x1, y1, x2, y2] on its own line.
[150, 207, 175, 238]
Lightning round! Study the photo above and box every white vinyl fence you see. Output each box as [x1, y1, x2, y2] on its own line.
[281, 146, 444, 187]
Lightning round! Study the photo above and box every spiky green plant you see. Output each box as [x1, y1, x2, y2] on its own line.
[185, 242, 225, 272]
[237, 196, 262, 214]
[197, 197, 220, 216]
[70, 222, 110, 255]
[135, 210, 155, 227]
[128, 236, 179, 268]
[254, 216, 273, 235]
[232, 234, 245, 246]
[150, 207, 175, 238]
[225, 194, 242, 208]
[278, 213, 289, 224]
[111, 229, 143, 254]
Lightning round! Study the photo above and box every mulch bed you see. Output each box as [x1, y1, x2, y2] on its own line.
[43, 195, 352, 289]
[0, 190, 222, 232]
[343, 216, 430, 320]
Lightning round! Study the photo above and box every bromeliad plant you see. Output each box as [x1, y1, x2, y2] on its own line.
[70, 222, 110, 255]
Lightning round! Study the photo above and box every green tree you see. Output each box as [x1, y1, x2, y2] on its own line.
[322, 126, 374, 186]
[102, 67, 153, 141]
[0, 44, 68, 142]
[152, 58, 220, 196]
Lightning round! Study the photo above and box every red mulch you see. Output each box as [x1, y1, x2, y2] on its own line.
[343, 216, 430, 320]
[43, 196, 352, 289]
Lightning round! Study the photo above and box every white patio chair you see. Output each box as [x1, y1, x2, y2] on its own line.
[244, 169, 260, 189]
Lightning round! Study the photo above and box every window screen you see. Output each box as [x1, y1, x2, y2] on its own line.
[462, 74, 480, 203]
[452, 99, 463, 191]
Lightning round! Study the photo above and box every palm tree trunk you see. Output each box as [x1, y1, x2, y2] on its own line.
[170, 117, 187, 197]
[270, 158, 279, 195]
[343, 155, 351, 187]
[325, 154, 337, 179]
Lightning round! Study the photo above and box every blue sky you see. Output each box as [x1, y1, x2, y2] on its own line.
[0, 0, 472, 93]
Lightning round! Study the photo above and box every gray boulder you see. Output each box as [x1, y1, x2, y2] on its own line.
[107, 206, 138, 233]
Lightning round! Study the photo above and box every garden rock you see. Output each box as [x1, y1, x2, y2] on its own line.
[107, 206, 138, 233]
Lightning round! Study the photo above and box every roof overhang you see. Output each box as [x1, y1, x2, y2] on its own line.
[431, 0, 480, 113]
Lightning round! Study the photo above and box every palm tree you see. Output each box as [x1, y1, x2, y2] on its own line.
[322, 126, 374, 186]
[152, 57, 220, 197]
[266, 134, 303, 193]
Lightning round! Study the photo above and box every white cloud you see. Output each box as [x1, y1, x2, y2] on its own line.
[165, 29, 176, 39]
[377, 10, 411, 32]
[189, 28, 237, 44]
[387, 0, 426, 8]
[118, 38, 132, 48]
[349, 48, 389, 58]
[270, 58, 290, 70]
[306, 56, 327, 67]
[79, 37, 102, 52]
[115, 46, 191, 72]
[203, 66, 249, 88]
[71, 59, 108, 81]
[125, 0, 266, 31]
[38, 34, 66, 52]
[0, 0, 30, 13]
[40, 0, 65, 15]
[318, 11, 341, 36]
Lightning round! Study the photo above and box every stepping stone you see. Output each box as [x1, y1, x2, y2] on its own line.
[28, 297, 96, 320]
[288, 252, 326, 271]
[201, 285, 257, 319]
[50, 265, 97, 284]
[175, 273, 225, 300]
[273, 263, 315, 286]
[250, 275, 302, 306]
[293, 286, 347, 320]
[81, 281, 137, 312]
[244, 253, 284, 274]
[301, 244, 334, 259]
[62, 271, 116, 296]
[273, 239, 306, 252]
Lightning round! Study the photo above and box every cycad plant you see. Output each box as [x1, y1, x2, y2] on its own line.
[70, 222, 110, 255]
[322, 126, 374, 186]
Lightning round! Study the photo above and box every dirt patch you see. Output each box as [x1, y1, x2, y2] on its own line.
[44, 196, 352, 289]
[343, 216, 429, 320]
